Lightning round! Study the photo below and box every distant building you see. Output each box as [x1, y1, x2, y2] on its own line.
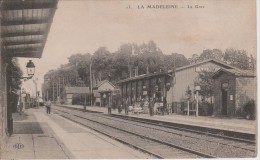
[64, 87, 90, 104]
[92, 80, 116, 106]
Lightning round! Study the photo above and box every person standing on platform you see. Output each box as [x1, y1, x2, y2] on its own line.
[163, 97, 167, 115]
[125, 98, 129, 115]
[108, 104, 111, 114]
[46, 99, 52, 114]
[149, 97, 154, 116]
[118, 99, 122, 114]
[108, 95, 112, 114]
[140, 98, 144, 110]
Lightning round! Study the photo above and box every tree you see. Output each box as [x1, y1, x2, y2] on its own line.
[197, 71, 214, 101]
[188, 54, 200, 64]
[68, 53, 92, 84]
[114, 41, 165, 77]
[163, 53, 190, 71]
[9, 58, 22, 91]
[7, 58, 22, 113]
[196, 71, 215, 116]
[199, 49, 224, 61]
[92, 47, 112, 82]
[223, 48, 250, 70]
[188, 48, 253, 70]
[249, 54, 256, 71]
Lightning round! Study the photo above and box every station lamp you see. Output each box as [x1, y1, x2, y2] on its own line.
[26, 60, 35, 77]
[14, 60, 35, 80]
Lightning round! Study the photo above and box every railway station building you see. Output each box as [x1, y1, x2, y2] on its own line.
[212, 68, 256, 117]
[92, 80, 116, 106]
[0, 0, 58, 154]
[64, 87, 90, 104]
[117, 59, 256, 117]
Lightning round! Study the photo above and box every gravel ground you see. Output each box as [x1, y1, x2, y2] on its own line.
[53, 106, 256, 158]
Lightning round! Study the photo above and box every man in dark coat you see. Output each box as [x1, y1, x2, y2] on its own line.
[149, 97, 154, 116]
[125, 98, 129, 115]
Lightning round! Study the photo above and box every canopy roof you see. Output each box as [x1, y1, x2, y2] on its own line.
[65, 87, 90, 94]
[212, 68, 255, 78]
[1, 0, 58, 58]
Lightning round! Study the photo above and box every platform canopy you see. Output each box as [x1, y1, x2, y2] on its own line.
[1, 0, 58, 58]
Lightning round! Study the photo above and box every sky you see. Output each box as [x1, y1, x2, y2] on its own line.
[18, 0, 257, 97]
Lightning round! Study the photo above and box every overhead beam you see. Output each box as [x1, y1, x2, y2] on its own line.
[1, 18, 51, 26]
[2, 1, 58, 10]
[4, 47, 42, 54]
[3, 39, 44, 46]
[9, 51, 42, 58]
[1, 31, 47, 38]
[38, 6, 57, 59]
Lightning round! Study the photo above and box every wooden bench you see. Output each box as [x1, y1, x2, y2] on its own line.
[131, 107, 143, 114]
[183, 109, 196, 115]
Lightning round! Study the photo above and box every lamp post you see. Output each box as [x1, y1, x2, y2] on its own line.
[33, 77, 38, 108]
[89, 62, 93, 107]
[17, 60, 35, 114]
[19, 88, 24, 115]
[108, 92, 111, 114]
[195, 84, 201, 117]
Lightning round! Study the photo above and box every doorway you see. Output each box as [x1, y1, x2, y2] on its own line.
[221, 89, 228, 115]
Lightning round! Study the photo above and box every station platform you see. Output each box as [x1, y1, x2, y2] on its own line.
[60, 104, 257, 135]
[1, 108, 151, 159]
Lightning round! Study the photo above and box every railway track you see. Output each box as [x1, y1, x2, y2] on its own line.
[57, 104, 255, 142]
[53, 108, 209, 158]
[107, 115, 256, 151]
[110, 114, 255, 143]
[52, 105, 256, 158]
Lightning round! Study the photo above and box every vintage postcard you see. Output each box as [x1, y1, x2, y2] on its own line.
[0, 0, 258, 159]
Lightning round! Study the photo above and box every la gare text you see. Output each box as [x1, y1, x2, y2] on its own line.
[137, 5, 205, 9]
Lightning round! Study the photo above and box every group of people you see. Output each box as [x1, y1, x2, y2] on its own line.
[120, 97, 168, 116]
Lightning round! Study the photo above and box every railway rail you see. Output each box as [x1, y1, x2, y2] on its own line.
[111, 114, 256, 142]
[52, 105, 256, 158]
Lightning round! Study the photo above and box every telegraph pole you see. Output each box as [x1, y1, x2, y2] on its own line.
[46, 90, 49, 101]
[33, 78, 38, 108]
[52, 82, 55, 102]
[90, 62, 93, 107]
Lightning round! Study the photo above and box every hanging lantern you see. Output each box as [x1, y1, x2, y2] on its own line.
[26, 60, 35, 77]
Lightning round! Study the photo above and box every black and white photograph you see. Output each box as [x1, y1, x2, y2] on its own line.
[0, 0, 258, 159]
